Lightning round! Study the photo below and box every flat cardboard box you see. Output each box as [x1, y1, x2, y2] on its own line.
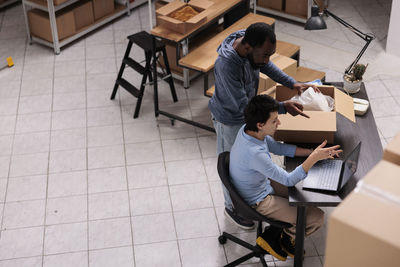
[383, 132, 400, 165]
[28, 8, 76, 43]
[258, 54, 297, 95]
[74, 1, 94, 30]
[257, 0, 283, 11]
[325, 160, 400, 267]
[92, 0, 114, 20]
[274, 85, 356, 143]
[156, 0, 213, 34]
[285, 0, 308, 18]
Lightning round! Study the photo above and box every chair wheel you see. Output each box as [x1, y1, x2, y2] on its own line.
[218, 235, 227, 244]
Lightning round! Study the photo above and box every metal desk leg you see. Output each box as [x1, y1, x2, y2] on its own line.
[294, 206, 306, 267]
[203, 71, 209, 96]
[182, 39, 189, 88]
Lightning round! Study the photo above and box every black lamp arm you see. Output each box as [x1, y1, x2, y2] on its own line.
[321, 8, 375, 75]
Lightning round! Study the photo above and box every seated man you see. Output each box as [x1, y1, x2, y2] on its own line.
[229, 95, 342, 261]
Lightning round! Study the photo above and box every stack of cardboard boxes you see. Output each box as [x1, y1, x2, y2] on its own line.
[28, 0, 115, 42]
[325, 133, 400, 267]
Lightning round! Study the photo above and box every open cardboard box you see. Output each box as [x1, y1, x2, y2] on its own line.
[325, 160, 400, 267]
[156, 0, 213, 34]
[383, 132, 400, 165]
[274, 85, 356, 144]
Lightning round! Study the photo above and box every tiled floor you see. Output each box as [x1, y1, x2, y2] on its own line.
[0, 0, 399, 266]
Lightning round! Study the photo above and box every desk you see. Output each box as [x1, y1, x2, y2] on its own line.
[151, 0, 249, 88]
[285, 82, 382, 267]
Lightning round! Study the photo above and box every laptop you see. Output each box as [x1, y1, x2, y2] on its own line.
[302, 142, 361, 193]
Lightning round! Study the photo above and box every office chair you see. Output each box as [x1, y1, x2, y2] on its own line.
[217, 151, 291, 267]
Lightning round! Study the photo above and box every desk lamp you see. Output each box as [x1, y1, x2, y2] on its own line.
[304, 4, 375, 75]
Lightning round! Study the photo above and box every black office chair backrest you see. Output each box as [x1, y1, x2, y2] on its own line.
[217, 151, 291, 228]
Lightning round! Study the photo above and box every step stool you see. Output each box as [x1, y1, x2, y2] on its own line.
[110, 31, 178, 118]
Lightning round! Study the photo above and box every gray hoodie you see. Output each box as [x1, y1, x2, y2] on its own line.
[208, 30, 296, 125]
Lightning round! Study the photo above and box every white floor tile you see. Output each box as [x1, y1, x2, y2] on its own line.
[52, 109, 86, 130]
[87, 89, 117, 108]
[0, 97, 18, 115]
[2, 199, 45, 229]
[134, 241, 181, 267]
[86, 58, 117, 75]
[162, 138, 201, 162]
[203, 157, 219, 181]
[55, 45, 86, 62]
[88, 191, 130, 220]
[88, 125, 124, 147]
[125, 141, 163, 165]
[165, 159, 207, 185]
[48, 171, 87, 198]
[88, 166, 127, 194]
[54, 75, 86, 94]
[0, 256, 42, 267]
[16, 113, 51, 134]
[209, 181, 224, 207]
[88, 145, 125, 169]
[174, 208, 219, 239]
[49, 149, 87, 173]
[0, 226, 44, 259]
[55, 60, 85, 77]
[170, 183, 213, 211]
[53, 92, 86, 111]
[126, 162, 167, 189]
[44, 222, 87, 255]
[9, 152, 49, 177]
[13, 131, 50, 155]
[158, 120, 197, 140]
[89, 246, 134, 267]
[46, 195, 87, 225]
[43, 251, 88, 267]
[132, 213, 176, 245]
[87, 106, 122, 127]
[89, 217, 132, 250]
[86, 73, 116, 92]
[6, 175, 47, 202]
[50, 128, 87, 151]
[198, 135, 217, 158]
[179, 237, 227, 267]
[0, 135, 13, 156]
[18, 95, 52, 114]
[0, 157, 10, 178]
[23, 63, 53, 80]
[123, 122, 160, 144]
[129, 186, 172, 216]
[0, 80, 20, 99]
[21, 78, 53, 97]
[370, 97, 400, 117]
[0, 178, 8, 202]
[0, 115, 16, 135]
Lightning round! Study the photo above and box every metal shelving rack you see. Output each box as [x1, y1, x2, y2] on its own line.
[254, 0, 313, 24]
[0, 0, 20, 9]
[22, 0, 147, 54]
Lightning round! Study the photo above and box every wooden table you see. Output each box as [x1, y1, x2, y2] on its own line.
[151, 0, 248, 88]
[285, 82, 382, 267]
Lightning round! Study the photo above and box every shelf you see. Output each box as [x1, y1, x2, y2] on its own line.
[0, 0, 20, 9]
[255, 0, 312, 24]
[22, 0, 148, 53]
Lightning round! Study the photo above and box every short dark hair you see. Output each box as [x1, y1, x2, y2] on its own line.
[244, 95, 279, 132]
[242, 22, 276, 47]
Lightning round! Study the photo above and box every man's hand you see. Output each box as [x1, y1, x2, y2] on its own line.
[293, 83, 320, 95]
[283, 100, 310, 118]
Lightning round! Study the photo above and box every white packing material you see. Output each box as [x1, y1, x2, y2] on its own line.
[291, 87, 334, 111]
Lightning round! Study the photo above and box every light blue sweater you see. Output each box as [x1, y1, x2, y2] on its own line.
[208, 30, 296, 125]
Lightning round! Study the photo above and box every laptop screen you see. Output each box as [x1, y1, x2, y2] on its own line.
[339, 142, 361, 190]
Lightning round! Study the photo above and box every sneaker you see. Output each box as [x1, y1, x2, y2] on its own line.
[280, 231, 295, 258]
[256, 226, 287, 261]
[224, 208, 255, 230]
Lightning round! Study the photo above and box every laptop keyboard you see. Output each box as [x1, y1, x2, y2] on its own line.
[303, 160, 342, 190]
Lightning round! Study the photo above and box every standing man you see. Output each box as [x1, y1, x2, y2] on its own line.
[209, 22, 317, 229]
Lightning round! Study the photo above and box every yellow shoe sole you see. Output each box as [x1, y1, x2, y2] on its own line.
[256, 237, 287, 262]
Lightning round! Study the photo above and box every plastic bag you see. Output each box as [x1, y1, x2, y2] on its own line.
[291, 87, 334, 112]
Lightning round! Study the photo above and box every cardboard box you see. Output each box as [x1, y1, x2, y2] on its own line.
[156, 0, 213, 34]
[325, 160, 400, 267]
[38, 0, 69, 6]
[257, 0, 284, 11]
[74, 1, 94, 30]
[285, 0, 308, 18]
[28, 8, 76, 43]
[92, 0, 114, 20]
[258, 54, 297, 95]
[274, 85, 356, 143]
[383, 132, 400, 165]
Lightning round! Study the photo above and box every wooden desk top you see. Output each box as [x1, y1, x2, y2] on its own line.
[178, 13, 275, 73]
[151, 0, 242, 42]
[286, 83, 382, 206]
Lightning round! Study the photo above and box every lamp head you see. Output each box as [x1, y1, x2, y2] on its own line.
[304, 5, 327, 30]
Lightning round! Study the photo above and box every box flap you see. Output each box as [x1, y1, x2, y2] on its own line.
[186, 9, 211, 24]
[334, 88, 356, 123]
[277, 111, 336, 131]
[188, 0, 213, 9]
[156, 0, 185, 16]
[159, 15, 184, 25]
